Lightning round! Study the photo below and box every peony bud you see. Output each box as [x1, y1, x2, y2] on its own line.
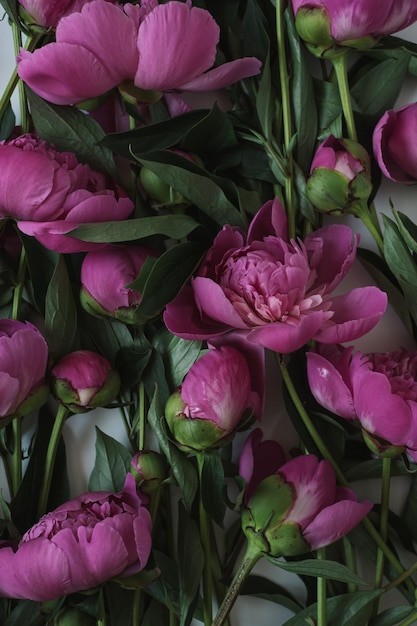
[130, 450, 168, 494]
[53, 607, 96, 626]
[306, 135, 372, 215]
[51, 350, 120, 413]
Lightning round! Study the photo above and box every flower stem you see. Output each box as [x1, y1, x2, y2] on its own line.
[97, 586, 107, 626]
[332, 53, 358, 142]
[398, 610, 417, 626]
[196, 454, 213, 626]
[11, 24, 28, 133]
[370, 457, 391, 619]
[37, 405, 70, 517]
[11, 245, 27, 321]
[317, 547, 327, 626]
[276, 0, 295, 239]
[352, 201, 384, 256]
[212, 542, 262, 626]
[384, 560, 417, 593]
[11, 418, 22, 498]
[343, 537, 358, 593]
[138, 380, 146, 450]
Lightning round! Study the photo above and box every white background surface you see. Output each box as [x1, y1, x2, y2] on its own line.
[1, 11, 417, 625]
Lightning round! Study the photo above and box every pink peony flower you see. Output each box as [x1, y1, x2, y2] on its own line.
[307, 344, 417, 458]
[239, 428, 286, 503]
[18, 0, 114, 28]
[291, 0, 417, 51]
[0, 320, 49, 419]
[242, 453, 372, 556]
[0, 134, 133, 253]
[164, 198, 387, 353]
[373, 103, 417, 183]
[51, 350, 121, 412]
[17, 0, 261, 106]
[80, 244, 156, 323]
[0, 474, 152, 601]
[165, 334, 264, 452]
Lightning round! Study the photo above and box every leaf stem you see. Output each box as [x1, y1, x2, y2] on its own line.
[37, 404, 70, 517]
[332, 53, 357, 142]
[317, 547, 327, 626]
[197, 454, 213, 626]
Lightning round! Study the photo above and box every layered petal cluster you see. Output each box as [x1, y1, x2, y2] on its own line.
[80, 244, 156, 323]
[51, 350, 121, 413]
[165, 334, 264, 452]
[241, 443, 372, 556]
[0, 474, 152, 601]
[291, 0, 417, 51]
[0, 320, 49, 419]
[164, 198, 387, 354]
[17, 0, 261, 106]
[373, 103, 417, 183]
[0, 134, 133, 253]
[307, 344, 417, 458]
[18, 0, 114, 28]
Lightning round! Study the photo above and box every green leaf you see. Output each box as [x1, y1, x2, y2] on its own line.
[401, 472, 417, 543]
[283, 590, 383, 626]
[178, 501, 204, 626]
[181, 104, 238, 155]
[131, 242, 203, 320]
[70, 214, 199, 243]
[88, 427, 132, 492]
[135, 154, 244, 227]
[371, 606, 417, 626]
[26, 88, 118, 177]
[201, 452, 226, 528]
[393, 210, 417, 255]
[21, 234, 59, 315]
[147, 388, 197, 510]
[152, 328, 201, 389]
[241, 575, 302, 614]
[0, 101, 15, 141]
[45, 254, 78, 358]
[270, 558, 368, 586]
[256, 47, 274, 142]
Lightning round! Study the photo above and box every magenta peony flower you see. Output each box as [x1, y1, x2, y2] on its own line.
[18, 0, 114, 28]
[80, 244, 157, 324]
[51, 350, 121, 413]
[17, 0, 261, 106]
[239, 428, 286, 503]
[242, 453, 373, 556]
[373, 103, 417, 183]
[291, 0, 417, 53]
[0, 319, 49, 419]
[0, 134, 133, 253]
[0, 474, 152, 601]
[165, 334, 264, 452]
[306, 135, 372, 214]
[307, 344, 417, 458]
[164, 198, 387, 353]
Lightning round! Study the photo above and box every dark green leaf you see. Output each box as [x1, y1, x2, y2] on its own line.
[241, 574, 302, 614]
[88, 427, 132, 492]
[270, 558, 368, 586]
[152, 328, 201, 389]
[350, 56, 409, 117]
[3, 600, 46, 626]
[283, 590, 383, 626]
[178, 501, 204, 626]
[181, 104, 238, 155]
[393, 210, 417, 255]
[26, 88, 118, 177]
[402, 472, 417, 543]
[201, 452, 226, 527]
[45, 254, 78, 358]
[256, 47, 274, 142]
[21, 234, 59, 315]
[371, 606, 416, 626]
[0, 101, 15, 141]
[70, 214, 199, 243]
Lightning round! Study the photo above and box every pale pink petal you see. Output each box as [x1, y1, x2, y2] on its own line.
[247, 311, 325, 353]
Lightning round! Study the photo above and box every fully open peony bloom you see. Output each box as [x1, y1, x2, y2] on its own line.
[0, 319, 49, 420]
[291, 0, 417, 53]
[0, 474, 152, 601]
[307, 344, 417, 458]
[18, 0, 114, 28]
[165, 334, 264, 452]
[242, 453, 372, 556]
[164, 198, 387, 353]
[373, 103, 417, 183]
[0, 134, 133, 253]
[17, 0, 261, 106]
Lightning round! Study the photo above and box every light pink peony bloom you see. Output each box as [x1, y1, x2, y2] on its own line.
[17, 0, 261, 106]
[165, 335, 264, 451]
[80, 244, 156, 322]
[307, 344, 417, 458]
[0, 474, 152, 601]
[51, 350, 121, 412]
[0, 134, 133, 253]
[242, 453, 372, 555]
[291, 0, 417, 47]
[18, 0, 114, 28]
[164, 198, 387, 353]
[0, 320, 49, 419]
[373, 103, 417, 183]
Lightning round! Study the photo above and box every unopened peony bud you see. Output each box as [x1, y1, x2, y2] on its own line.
[306, 135, 372, 215]
[53, 607, 96, 626]
[51, 350, 120, 413]
[130, 450, 168, 493]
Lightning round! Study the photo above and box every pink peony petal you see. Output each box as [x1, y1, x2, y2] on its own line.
[306, 351, 356, 419]
[193, 277, 250, 329]
[306, 224, 358, 293]
[247, 197, 288, 244]
[164, 285, 230, 339]
[247, 311, 325, 353]
[303, 498, 372, 550]
[176, 57, 262, 91]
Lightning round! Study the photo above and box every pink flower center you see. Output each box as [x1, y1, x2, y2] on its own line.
[369, 350, 417, 401]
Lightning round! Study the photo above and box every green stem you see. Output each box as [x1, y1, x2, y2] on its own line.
[11, 24, 28, 133]
[343, 537, 358, 593]
[317, 547, 327, 626]
[37, 405, 70, 518]
[353, 202, 384, 256]
[398, 610, 417, 626]
[11, 418, 22, 498]
[277, 354, 414, 592]
[212, 543, 262, 626]
[138, 380, 146, 450]
[97, 586, 107, 626]
[132, 589, 142, 625]
[11, 245, 27, 321]
[371, 457, 391, 619]
[332, 53, 357, 142]
[197, 454, 213, 626]
[384, 560, 417, 593]
[276, 0, 295, 239]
